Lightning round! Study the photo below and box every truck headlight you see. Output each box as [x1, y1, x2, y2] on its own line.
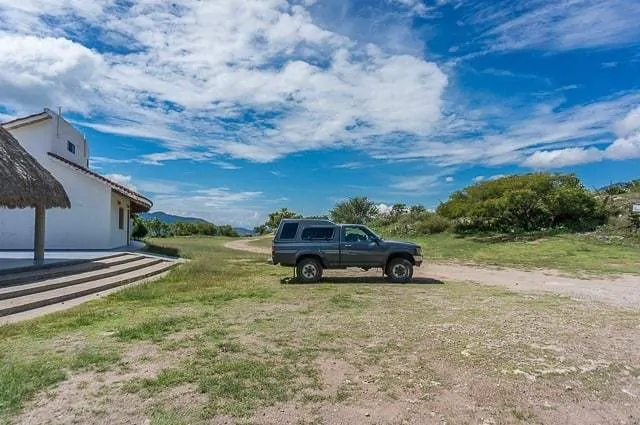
[416, 247, 422, 256]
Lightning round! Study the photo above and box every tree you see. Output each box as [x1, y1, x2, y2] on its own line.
[330, 196, 378, 224]
[437, 173, 606, 233]
[253, 224, 269, 235]
[409, 205, 427, 216]
[391, 203, 407, 218]
[265, 208, 302, 230]
[146, 218, 170, 237]
[131, 215, 148, 239]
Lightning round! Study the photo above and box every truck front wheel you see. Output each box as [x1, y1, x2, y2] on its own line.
[297, 258, 323, 283]
[386, 258, 413, 283]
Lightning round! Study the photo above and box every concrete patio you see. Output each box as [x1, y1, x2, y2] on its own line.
[0, 241, 147, 274]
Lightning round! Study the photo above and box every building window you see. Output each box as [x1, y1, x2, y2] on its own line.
[67, 141, 76, 154]
[118, 207, 124, 230]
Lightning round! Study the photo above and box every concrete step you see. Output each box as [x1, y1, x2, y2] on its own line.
[0, 256, 164, 300]
[0, 261, 176, 317]
[0, 253, 139, 287]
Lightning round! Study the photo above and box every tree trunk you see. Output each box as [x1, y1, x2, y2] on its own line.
[34, 204, 46, 265]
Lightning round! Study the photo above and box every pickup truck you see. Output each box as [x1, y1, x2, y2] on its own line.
[271, 219, 423, 283]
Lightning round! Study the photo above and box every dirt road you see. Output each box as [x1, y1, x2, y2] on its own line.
[225, 238, 640, 309]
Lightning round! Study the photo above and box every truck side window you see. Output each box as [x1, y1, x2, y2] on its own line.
[301, 227, 334, 240]
[343, 226, 371, 242]
[280, 223, 299, 239]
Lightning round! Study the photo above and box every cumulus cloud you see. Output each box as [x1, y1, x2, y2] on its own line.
[523, 147, 603, 169]
[614, 107, 640, 136]
[605, 133, 640, 160]
[0, 0, 448, 164]
[104, 173, 136, 190]
[0, 34, 103, 113]
[377, 203, 393, 215]
[1, 0, 639, 176]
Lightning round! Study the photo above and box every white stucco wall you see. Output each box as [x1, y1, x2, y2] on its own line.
[7, 118, 53, 161]
[0, 156, 114, 250]
[0, 118, 131, 250]
[110, 192, 131, 248]
[50, 115, 89, 167]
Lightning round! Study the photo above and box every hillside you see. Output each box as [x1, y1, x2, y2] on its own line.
[140, 211, 254, 236]
[139, 211, 210, 224]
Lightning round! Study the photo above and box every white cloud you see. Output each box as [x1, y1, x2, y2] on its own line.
[614, 107, 640, 136]
[151, 187, 265, 227]
[523, 147, 603, 169]
[388, 0, 429, 16]
[373, 93, 640, 167]
[0, 34, 103, 114]
[1, 0, 639, 176]
[473, 0, 640, 52]
[445, 176, 454, 183]
[104, 173, 136, 190]
[0, 0, 448, 164]
[334, 161, 365, 169]
[391, 175, 440, 191]
[472, 175, 485, 182]
[605, 133, 640, 160]
[523, 132, 640, 169]
[377, 203, 393, 215]
[134, 180, 180, 195]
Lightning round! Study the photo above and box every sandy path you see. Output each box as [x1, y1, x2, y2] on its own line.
[224, 238, 640, 309]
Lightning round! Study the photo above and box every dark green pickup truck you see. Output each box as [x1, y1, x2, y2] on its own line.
[271, 219, 423, 283]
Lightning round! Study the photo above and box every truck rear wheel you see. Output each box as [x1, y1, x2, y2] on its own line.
[386, 258, 413, 283]
[297, 258, 323, 283]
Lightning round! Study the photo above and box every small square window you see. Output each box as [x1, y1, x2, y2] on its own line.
[67, 141, 76, 154]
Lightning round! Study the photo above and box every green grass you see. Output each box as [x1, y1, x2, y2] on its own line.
[406, 233, 640, 274]
[0, 358, 66, 415]
[0, 236, 639, 424]
[249, 232, 639, 274]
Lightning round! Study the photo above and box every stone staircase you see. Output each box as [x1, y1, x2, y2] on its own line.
[0, 253, 177, 318]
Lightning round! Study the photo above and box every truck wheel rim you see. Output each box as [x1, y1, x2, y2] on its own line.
[392, 264, 407, 278]
[302, 264, 317, 279]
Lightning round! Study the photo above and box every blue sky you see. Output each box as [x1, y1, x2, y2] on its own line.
[0, 0, 639, 227]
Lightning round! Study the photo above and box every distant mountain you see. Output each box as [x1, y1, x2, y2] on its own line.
[139, 212, 255, 236]
[233, 227, 254, 236]
[139, 211, 210, 224]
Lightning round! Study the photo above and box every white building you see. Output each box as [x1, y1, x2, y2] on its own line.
[0, 109, 152, 250]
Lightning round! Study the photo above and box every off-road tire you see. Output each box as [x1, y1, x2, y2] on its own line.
[386, 258, 413, 283]
[297, 258, 323, 283]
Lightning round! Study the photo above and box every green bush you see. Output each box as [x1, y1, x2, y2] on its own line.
[438, 173, 607, 234]
[415, 214, 451, 234]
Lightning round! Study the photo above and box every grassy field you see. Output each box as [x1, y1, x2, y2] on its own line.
[249, 232, 640, 274]
[1, 237, 639, 424]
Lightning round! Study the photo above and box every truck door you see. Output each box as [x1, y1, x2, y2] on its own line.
[300, 226, 340, 264]
[340, 226, 386, 267]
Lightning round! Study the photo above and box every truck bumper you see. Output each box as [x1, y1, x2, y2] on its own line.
[413, 255, 423, 267]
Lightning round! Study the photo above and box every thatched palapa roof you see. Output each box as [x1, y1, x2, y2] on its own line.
[0, 126, 70, 209]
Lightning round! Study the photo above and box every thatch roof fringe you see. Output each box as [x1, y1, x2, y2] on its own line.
[0, 127, 71, 209]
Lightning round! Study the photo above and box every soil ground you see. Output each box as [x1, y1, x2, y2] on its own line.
[225, 238, 640, 309]
[3, 237, 639, 425]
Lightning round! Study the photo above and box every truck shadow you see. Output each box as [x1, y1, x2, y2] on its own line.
[281, 277, 444, 285]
